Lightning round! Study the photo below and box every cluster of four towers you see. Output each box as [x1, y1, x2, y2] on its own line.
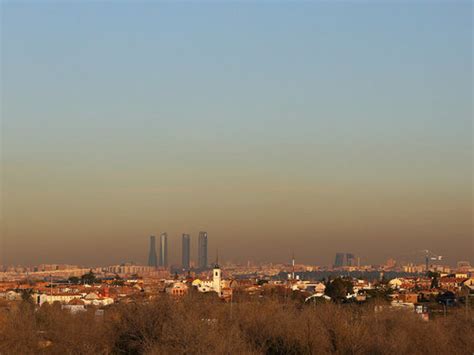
[148, 232, 208, 270]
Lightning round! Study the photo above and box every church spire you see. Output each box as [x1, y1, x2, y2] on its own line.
[214, 248, 220, 268]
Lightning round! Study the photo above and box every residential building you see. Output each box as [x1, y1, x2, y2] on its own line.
[166, 282, 188, 296]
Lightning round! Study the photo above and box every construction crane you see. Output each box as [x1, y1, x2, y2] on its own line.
[421, 250, 443, 272]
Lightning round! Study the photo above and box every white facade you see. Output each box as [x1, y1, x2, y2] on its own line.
[35, 292, 113, 307]
[82, 292, 114, 306]
[213, 265, 222, 295]
[37, 293, 82, 306]
[193, 266, 224, 296]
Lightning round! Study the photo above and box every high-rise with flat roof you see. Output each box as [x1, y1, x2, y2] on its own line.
[182, 234, 191, 270]
[198, 231, 208, 269]
[333, 252, 357, 268]
[159, 232, 168, 267]
[334, 252, 345, 268]
[346, 253, 355, 267]
[148, 236, 158, 267]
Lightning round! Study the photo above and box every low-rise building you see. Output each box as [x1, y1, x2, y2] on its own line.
[37, 293, 83, 306]
[166, 282, 188, 297]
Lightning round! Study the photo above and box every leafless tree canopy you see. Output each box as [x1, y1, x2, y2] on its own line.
[0, 295, 472, 354]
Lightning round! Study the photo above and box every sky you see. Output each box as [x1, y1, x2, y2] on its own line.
[1, 1, 472, 267]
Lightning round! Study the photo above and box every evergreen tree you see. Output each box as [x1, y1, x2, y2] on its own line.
[81, 270, 97, 285]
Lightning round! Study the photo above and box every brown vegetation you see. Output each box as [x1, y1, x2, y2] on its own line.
[0, 294, 472, 354]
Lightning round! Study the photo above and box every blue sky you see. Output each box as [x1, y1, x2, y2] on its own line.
[1, 1, 472, 266]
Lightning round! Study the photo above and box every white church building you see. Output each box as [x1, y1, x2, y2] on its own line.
[193, 263, 227, 298]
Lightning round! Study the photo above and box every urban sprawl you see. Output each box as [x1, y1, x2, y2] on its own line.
[1, 232, 473, 322]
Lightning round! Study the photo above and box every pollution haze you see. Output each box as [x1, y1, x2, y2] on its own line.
[1, 2, 472, 267]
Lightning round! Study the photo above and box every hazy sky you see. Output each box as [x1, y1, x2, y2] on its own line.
[1, 1, 472, 267]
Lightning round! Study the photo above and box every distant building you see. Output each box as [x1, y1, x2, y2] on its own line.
[159, 233, 168, 267]
[334, 253, 345, 268]
[105, 264, 157, 275]
[148, 236, 158, 267]
[62, 299, 86, 314]
[333, 252, 357, 268]
[346, 253, 355, 267]
[385, 258, 397, 269]
[182, 234, 191, 270]
[198, 232, 208, 269]
[166, 281, 188, 297]
[192, 263, 226, 297]
[37, 293, 82, 306]
[457, 261, 471, 272]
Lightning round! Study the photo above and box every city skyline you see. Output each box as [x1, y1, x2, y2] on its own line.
[0, 229, 470, 270]
[0, 2, 472, 354]
[2, 2, 472, 266]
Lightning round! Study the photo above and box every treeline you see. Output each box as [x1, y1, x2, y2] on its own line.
[0, 293, 472, 354]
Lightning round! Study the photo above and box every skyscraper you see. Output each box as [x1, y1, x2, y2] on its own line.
[159, 232, 168, 267]
[346, 253, 355, 267]
[182, 234, 191, 270]
[148, 236, 157, 267]
[334, 252, 345, 268]
[198, 231, 208, 269]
